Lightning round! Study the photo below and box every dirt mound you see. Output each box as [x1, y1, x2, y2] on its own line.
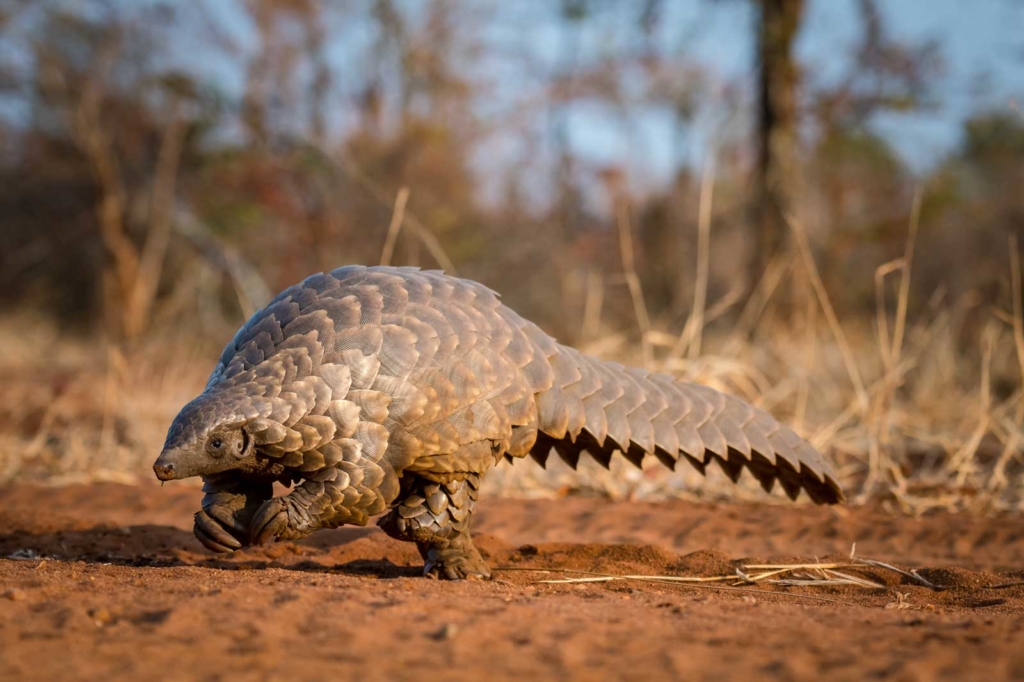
[2, 483, 1024, 680]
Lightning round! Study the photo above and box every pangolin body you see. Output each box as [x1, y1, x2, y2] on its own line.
[155, 265, 843, 579]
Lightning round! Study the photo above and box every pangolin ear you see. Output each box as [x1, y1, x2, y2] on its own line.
[235, 425, 254, 460]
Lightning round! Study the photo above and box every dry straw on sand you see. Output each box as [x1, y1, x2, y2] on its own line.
[494, 545, 953, 609]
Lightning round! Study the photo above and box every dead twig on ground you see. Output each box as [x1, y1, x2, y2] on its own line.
[495, 566, 863, 608]
[496, 549, 946, 606]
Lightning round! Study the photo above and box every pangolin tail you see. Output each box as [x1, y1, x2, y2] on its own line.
[526, 345, 844, 504]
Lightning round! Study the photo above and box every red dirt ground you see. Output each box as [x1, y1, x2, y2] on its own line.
[2, 483, 1024, 681]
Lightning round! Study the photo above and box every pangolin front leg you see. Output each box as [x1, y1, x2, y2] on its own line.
[193, 476, 273, 553]
[249, 459, 396, 545]
[378, 474, 490, 580]
[249, 478, 332, 544]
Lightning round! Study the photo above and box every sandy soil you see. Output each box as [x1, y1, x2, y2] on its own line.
[2, 484, 1024, 681]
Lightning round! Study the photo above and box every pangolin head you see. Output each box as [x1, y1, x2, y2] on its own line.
[153, 390, 257, 481]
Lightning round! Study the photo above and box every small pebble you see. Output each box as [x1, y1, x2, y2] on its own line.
[89, 607, 115, 626]
[431, 623, 459, 640]
[2, 588, 27, 602]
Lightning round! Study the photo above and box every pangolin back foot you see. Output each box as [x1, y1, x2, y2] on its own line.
[421, 533, 491, 581]
[378, 474, 490, 580]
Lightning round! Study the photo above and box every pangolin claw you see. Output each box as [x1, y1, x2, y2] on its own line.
[205, 503, 251, 537]
[423, 558, 492, 581]
[193, 510, 243, 553]
[250, 498, 290, 545]
[421, 539, 493, 581]
[421, 557, 489, 577]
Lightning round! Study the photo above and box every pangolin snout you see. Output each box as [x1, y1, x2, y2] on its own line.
[153, 454, 176, 481]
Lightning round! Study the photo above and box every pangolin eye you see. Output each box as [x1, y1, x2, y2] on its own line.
[211, 439, 222, 449]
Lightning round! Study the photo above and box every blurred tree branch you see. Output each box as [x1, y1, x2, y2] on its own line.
[125, 97, 186, 339]
[71, 35, 138, 337]
[67, 25, 190, 340]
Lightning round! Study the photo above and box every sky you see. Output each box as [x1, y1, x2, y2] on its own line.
[4, 0, 1022, 197]
[549, 0, 1024, 186]
[804, 0, 1024, 170]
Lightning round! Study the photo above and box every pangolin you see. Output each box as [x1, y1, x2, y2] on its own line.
[153, 265, 843, 579]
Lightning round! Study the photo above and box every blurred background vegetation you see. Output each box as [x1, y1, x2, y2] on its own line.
[2, 0, 1023, 512]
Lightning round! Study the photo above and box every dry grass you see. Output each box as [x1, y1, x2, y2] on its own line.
[493, 546, 951, 609]
[0, 317, 214, 486]
[506, 557, 919, 591]
[485, 217, 1024, 514]
[2, 222, 1024, 515]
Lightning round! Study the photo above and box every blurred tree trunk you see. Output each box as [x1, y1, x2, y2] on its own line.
[752, 0, 804, 279]
[306, 17, 329, 147]
[242, 0, 273, 147]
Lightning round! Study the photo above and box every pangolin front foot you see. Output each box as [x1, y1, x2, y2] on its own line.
[421, 533, 492, 581]
[250, 495, 320, 545]
[194, 478, 273, 553]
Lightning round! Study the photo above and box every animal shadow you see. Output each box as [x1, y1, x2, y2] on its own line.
[0, 523, 421, 579]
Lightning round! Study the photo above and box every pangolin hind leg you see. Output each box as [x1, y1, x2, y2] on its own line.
[378, 474, 491, 580]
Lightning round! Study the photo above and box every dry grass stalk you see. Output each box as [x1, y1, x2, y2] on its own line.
[616, 201, 653, 369]
[341, 155, 457, 274]
[735, 562, 883, 588]
[989, 580, 1024, 589]
[862, 192, 922, 500]
[379, 186, 411, 267]
[847, 559, 944, 591]
[702, 281, 745, 328]
[581, 268, 605, 340]
[987, 429, 1021, 496]
[1009, 234, 1024, 423]
[788, 214, 869, 408]
[891, 187, 922, 364]
[874, 258, 903, 372]
[947, 329, 994, 483]
[670, 154, 715, 363]
[510, 551, 943, 594]
[495, 566, 861, 607]
[722, 253, 793, 356]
